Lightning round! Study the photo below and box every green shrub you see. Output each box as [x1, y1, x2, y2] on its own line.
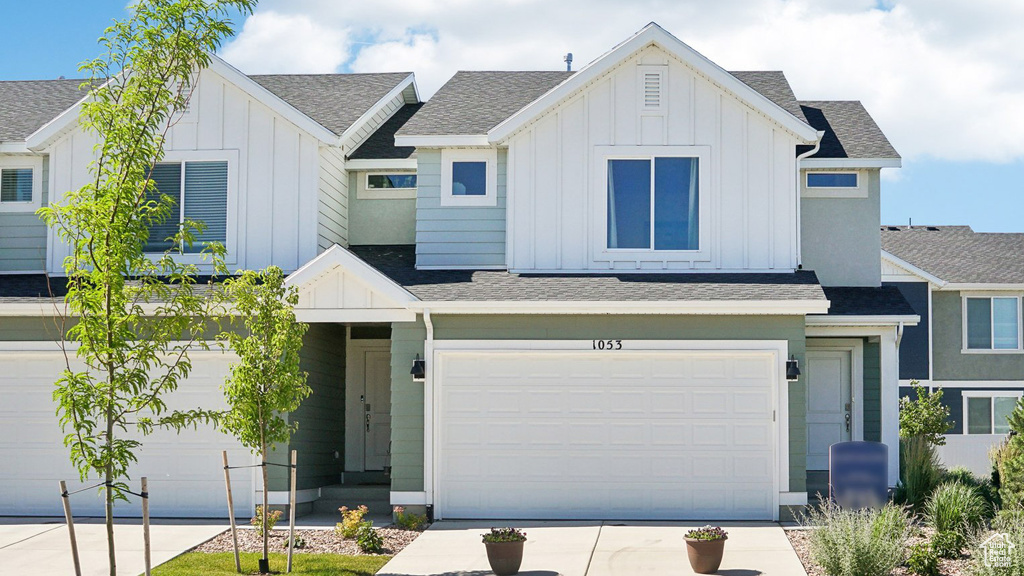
[896, 436, 945, 511]
[802, 501, 911, 576]
[925, 482, 989, 536]
[906, 542, 940, 576]
[356, 522, 384, 553]
[930, 530, 965, 559]
[994, 509, 1024, 532]
[994, 432, 1024, 510]
[899, 384, 953, 445]
[943, 466, 1000, 513]
[335, 505, 369, 539]
[250, 506, 283, 537]
[970, 512, 1024, 576]
[393, 506, 428, 531]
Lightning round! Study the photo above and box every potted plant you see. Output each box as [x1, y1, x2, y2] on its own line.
[481, 527, 527, 575]
[684, 525, 728, 574]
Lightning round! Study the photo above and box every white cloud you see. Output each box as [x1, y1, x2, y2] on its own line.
[220, 0, 1024, 162]
[220, 11, 349, 74]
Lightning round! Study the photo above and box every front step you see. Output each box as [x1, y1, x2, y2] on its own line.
[312, 484, 391, 517]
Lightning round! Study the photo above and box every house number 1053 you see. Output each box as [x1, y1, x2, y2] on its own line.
[592, 339, 623, 350]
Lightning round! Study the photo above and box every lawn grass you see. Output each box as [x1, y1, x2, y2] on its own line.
[151, 552, 391, 576]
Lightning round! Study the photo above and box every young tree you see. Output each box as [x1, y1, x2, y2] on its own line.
[899, 383, 954, 446]
[219, 266, 310, 573]
[39, 2, 255, 574]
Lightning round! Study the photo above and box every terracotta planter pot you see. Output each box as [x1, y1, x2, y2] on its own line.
[685, 536, 727, 574]
[484, 540, 525, 576]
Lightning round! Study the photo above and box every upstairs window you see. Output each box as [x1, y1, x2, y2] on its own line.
[965, 393, 1022, 434]
[440, 149, 497, 207]
[367, 173, 417, 190]
[965, 296, 1021, 351]
[607, 156, 699, 251]
[807, 172, 858, 188]
[1, 168, 33, 203]
[145, 161, 228, 253]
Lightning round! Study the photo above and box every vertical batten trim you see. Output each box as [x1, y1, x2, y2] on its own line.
[583, 91, 591, 270]
[529, 128, 536, 268]
[768, 128, 775, 270]
[742, 111, 749, 270]
[688, 74, 696, 146]
[506, 142, 516, 269]
[555, 112, 562, 270]
[715, 92, 722, 269]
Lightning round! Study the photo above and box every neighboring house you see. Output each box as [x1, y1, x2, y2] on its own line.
[0, 22, 912, 522]
[882, 226, 1024, 476]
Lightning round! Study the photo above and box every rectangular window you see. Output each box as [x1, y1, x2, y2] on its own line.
[607, 157, 699, 251]
[966, 394, 1022, 434]
[145, 161, 228, 253]
[807, 172, 858, 188]
[0, 168, 33, 203]
[367, 174, 417, 190]
[966, 296, 1021, 350]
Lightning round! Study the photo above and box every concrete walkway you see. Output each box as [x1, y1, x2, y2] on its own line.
[0, 520, 225, 576]
[379, 521, 807, 576]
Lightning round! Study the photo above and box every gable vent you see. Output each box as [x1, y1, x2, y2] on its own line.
[643, 72, 662, 109]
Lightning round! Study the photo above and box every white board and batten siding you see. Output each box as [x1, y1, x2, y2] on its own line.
[44, 67, 322, 275]
[507, 45, 801, 272]
[415, 148, 507, 268]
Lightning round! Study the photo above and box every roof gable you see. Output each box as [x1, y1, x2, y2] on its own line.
[488, 23, 819, 144]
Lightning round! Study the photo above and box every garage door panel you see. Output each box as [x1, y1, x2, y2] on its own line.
[438, 349, 778, 520]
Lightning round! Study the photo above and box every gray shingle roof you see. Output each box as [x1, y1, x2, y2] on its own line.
[0, 79, 91, 142]
[349, 103, 422, 160]
[799, 100, 900, 159]
[817, 286, 917, 317]
[731, 71, 808, 123]
[250, 73, 412, 137]
[396, 71, 574, 136]
[882, 226, 1024, 284]
[350, 245, 826, 302]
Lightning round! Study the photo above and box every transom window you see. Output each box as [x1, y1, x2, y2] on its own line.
[807, 172, 858, 188]
[965, 393, 1022, 434]
[607, 156, 699, 251]
[0, 168, 33, 203]
[367, 173, 417, 190]
[966, 296, 1021, 350]
[145, 161, 228, 253]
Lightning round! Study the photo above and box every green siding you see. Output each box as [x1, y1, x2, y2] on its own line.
[0, 316, 68, 340]
[0, 156, 48, 273]
[389, 314, 808, 493]
[863, 340, 881, 442]
[933, 291, 1024, 380]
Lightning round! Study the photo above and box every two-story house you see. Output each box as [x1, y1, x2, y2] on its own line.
[882, 226, 1024, 476]
[0, 23, 911, 522]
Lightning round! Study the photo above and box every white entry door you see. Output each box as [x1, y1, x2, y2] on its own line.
[805, 350, 852, 470]
[435, 347, 780, 520]
[346, 341, 392, 471]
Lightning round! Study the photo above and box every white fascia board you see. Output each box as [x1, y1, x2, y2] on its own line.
[340, 73, 417, 151]
[26, 79, 112, 151]
[294, 308, 416, 323]
[412, 299, 830, 315]
[344, 158, 417, 171]
[487, 23, 818, 144]
[939, 283, 1024, 291]
[805, 314, 920, 327]
[881, 250, 946, 286]
[392, 135, 491, 148]
[0, 142, 32, 154]
[285, 244, 420, 305]
[206, 56, 339, 144]
[801, 158, 903, 169]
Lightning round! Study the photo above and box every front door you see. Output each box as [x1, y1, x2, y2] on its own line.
[345, 340, 392, 472]
[806, 350, 852, 470]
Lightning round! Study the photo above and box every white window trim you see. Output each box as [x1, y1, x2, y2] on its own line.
[144, 149, 238, 265]
[440, 148, 497, 207]
[592, 145, 711, 264]
[961, 292, 1023, 354]
[0, 156, 43, 212]
[801, 170, 867, 199]
[358, 171, 417, 200]
[962, 390, 1023, 435]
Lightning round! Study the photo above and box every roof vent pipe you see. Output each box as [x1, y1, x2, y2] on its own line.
[564, 53, 573, 72]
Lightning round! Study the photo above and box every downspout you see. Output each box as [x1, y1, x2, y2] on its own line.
[795, 131, 826, 268]
[422, 309, 435, 516]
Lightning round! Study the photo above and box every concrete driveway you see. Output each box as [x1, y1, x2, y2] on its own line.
[379, 521, 806, 576]
[0, 519, 225, 576]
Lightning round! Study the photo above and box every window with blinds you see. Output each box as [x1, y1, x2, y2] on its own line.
[0, 168, 33, 203]
[145, 161, 228, 253]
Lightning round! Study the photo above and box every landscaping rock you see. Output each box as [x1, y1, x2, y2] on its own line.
[193, 526, 424, 556]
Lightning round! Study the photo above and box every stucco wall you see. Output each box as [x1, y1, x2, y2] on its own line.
[348, 170, 416, 246]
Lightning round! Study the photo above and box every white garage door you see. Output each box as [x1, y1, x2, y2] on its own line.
[0, 348, 254, 518]
[437, 349, 779, 520]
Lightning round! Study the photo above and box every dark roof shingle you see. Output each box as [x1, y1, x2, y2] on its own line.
[882, 226, 1024, 284]
[0, 79, 91, 142]
[250, 73, 412, 137]
[799, 100, 900, 159]
[350, 245, 826, 302]
[349, 103, 422, 160]
[818, 286, 917, 317]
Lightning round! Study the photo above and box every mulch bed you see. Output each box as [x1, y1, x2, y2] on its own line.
[194, 526, 425, 557]
[786, 526, 973, 576]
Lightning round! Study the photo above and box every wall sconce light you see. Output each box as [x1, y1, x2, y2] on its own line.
[411, 354, 426, 382]
[786, 356, 801, 382]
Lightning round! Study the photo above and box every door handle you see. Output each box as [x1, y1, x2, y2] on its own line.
[845, 412, 851, 433]
[366, 413, 371, 433]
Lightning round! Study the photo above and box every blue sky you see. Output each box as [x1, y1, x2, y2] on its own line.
[3, 1, 1021, 233]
